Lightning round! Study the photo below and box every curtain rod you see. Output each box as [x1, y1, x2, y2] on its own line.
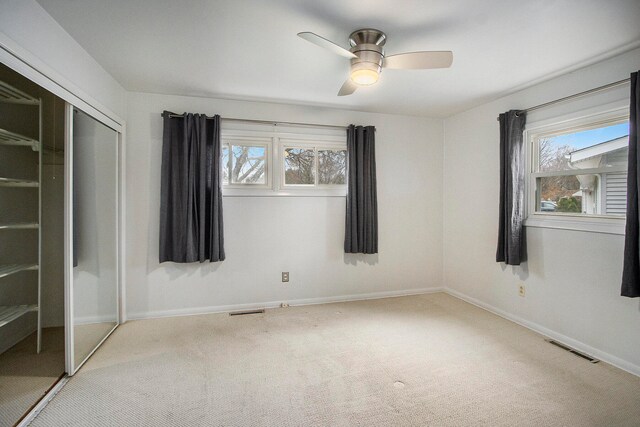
[165, 113, 347, 130]
[496, 77, 630, 121]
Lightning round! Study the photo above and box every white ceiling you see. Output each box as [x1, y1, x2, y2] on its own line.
[37, 0, 640, 117]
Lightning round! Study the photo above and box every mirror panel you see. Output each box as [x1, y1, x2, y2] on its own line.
[71, 108, 118, 371]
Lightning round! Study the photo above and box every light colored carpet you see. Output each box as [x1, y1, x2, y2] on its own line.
[30, 293, 640, 426]
[0, 327, 65, 427]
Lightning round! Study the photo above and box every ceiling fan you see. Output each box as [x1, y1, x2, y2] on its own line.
[297, 28, 453, 96]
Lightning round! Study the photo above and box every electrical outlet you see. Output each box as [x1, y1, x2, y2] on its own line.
[282, 272, 289, 282]
[519, 284, 526, 297]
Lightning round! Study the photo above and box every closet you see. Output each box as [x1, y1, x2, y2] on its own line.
[0, 63, 67, 427]
[0, 59, 124, 427]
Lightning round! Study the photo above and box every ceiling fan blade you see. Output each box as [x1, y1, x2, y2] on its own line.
[383, 51, 453, 69]
[338, 79, 357, 96]
[297, 32, 358, 59]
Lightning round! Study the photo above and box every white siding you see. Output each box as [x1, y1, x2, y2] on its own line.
[604, 172, 627, 215]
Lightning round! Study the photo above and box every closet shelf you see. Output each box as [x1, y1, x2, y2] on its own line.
[0, 128, 40, 150]
[0, 78, 43, 355]
[0, 305, 38, 328]
[0, 264, 39, 279]
[0, 177, 39, 187]
[0, 223, 39, 230]
[0, 81, 40, 105]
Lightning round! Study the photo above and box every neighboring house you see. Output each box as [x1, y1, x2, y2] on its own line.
[568, 135, 628, 215]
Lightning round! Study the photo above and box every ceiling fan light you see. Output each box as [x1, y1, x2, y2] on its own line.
[351, 68, 379, 86]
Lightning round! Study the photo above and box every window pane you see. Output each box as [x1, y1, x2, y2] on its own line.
[535, 174, 617, 215]
[222, 145, 229, 184]
[318, 149, 346, 185]
[536, 175, 581, 213]
[231, 145, 266, 184]
[284, 147, 315, 185]
[537, 122, 628, 173]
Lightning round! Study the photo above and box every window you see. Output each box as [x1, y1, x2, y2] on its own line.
[222, 138, 270, 187]
[221, 126, 346, 196]
[318, 149, 347, 185]
[526, 109, 629, 234]
[282, 143, 346, 187]
[283, 147, 315, 185]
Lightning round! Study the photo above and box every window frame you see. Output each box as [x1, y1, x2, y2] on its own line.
[524, 105, 629, 235]
[220, 126, 347, 197]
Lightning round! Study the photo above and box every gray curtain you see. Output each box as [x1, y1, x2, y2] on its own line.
[496, 110, 527, 265]
[622, 71, 639, 297]
[345, 125, 378, 254]
[159, 111, 225, 263]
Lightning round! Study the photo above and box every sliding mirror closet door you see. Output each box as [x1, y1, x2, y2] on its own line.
[68, 107, 118, 374]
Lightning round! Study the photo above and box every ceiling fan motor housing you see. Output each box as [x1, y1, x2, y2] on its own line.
[348, 29, 386, 83]
[349, 28, 387, 47]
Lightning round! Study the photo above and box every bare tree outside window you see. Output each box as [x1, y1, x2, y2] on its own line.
[221, 138, 347, 189]
[284, 148, 315, 184]
[283, 147, 346, 186]
[538, 137, 581, 207]
[318, 149, 346, 184]
[222, 144, 266, 184]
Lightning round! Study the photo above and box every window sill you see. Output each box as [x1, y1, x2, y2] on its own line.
[222, 188, 346, 197]
[524, 214, 625, 235]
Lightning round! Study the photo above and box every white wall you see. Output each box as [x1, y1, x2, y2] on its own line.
[443, 48, 640, 375]
[0, 0, 126, 119]
[125, 92, 444, 318]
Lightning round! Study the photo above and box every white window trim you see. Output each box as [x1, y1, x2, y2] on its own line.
[221, 128, 347, 197]
[524, 103, 629, 235]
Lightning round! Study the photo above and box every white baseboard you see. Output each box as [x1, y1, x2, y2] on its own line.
[444, 287, 640, 378]
[127, 287, 444, 321]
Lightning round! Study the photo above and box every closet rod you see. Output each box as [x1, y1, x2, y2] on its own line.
[164, 113, 347, 130]
[496, 77, 630, 121]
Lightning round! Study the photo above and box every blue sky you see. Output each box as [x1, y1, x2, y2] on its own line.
[551, 122, 629, 150]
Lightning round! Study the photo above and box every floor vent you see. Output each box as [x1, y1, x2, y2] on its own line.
[229, 309, 265, 316]
[546, 339, 599, 363]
